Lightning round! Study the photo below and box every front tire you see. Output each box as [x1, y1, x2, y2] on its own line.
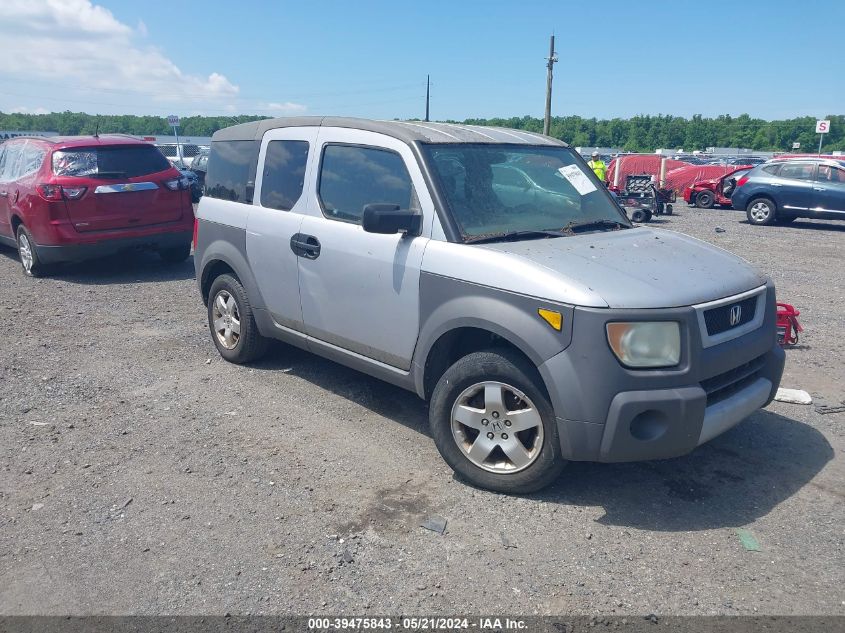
[207, 274, 269, 363]
[631, 209, 648, 223]
[16, 225, 45, 277]
[746, 198, 776, 225]
[429, 349, 565, 494]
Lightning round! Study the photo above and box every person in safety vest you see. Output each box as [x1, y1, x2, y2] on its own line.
[587, 151, 607, 182]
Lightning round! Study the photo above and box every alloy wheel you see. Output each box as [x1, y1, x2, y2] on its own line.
[750, 202, 771, 222]
[212, 289, 241, 350]
[450, 381, 544, 474]
[18, 232, 33, 274]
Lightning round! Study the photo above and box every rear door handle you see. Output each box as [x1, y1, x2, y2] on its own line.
[290, 233, 321, 259]
[0, 191, 7, 197]
[770, 183, 783, 187]
[813, 187, 826, 191]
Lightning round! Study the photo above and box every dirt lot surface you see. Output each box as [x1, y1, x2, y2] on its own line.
[0, 206, 843, 616]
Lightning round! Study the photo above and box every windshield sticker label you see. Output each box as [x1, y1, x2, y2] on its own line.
[558, 165, 597, 195]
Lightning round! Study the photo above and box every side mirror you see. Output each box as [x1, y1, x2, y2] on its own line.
[362, 203, 421, 235]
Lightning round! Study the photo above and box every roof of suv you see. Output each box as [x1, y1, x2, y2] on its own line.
[6, 135, 150, 148]
[212, 116, 566, 146]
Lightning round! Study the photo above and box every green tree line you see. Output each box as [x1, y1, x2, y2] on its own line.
[460, 113, 845, 153]
[0, 112, 267, 138]
[2, 110, 843, 153]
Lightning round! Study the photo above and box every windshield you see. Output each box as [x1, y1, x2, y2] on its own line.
[422, 144, 629, 241]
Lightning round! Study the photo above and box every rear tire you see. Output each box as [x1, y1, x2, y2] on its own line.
[695, 191, 715, 208]
[429, 348, 565, 494]
[631, 209, 648, 222]
[159, 242, 191, 263]
[207, 274, 269, 364]
[16, 225, 46, 277]
[665, 203, 673, 215]
[746, 198, 776, 225]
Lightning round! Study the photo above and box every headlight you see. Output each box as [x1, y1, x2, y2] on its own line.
[606, 322, 680, 368]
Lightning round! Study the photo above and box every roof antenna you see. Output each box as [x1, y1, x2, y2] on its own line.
[94, 116, 100, 138]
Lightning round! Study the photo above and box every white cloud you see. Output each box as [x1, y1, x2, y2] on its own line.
[0, 0, 239, 107]
[262, 102, 308, 114]
[136, 19, 148, 37]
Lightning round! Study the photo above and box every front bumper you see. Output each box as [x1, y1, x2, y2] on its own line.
[538, 283, 785, 462]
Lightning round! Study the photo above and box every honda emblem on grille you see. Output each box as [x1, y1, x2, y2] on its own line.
[729, 305, 742, 326]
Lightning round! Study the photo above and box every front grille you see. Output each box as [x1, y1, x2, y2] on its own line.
[703, 296, 757, 336]
[701, 355, 766, 406]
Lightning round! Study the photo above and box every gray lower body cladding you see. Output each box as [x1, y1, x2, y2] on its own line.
[539, 282, 784, 462]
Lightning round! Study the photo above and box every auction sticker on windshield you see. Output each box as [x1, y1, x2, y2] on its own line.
[558, 164, 597, 195]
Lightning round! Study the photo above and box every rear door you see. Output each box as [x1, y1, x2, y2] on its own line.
[814, 164, 845, 215]
[0, 142, 17, 238]
[245, 127, 317, 332]
[53, 144, 184, 232]
[773, 161, 817, 212]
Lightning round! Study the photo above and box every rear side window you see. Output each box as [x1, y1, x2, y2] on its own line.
[206, 140, 258, 202]
[20, 143, 46, 178]
[0, 142, 23, 181]
[778, 162, 816, 181]
[260, 140, 309, 211]
[317, 144, 415, 223]
[52, 145, 170, 178]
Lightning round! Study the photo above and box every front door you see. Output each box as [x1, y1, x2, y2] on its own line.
[295, 128, 432, 371]
[245, 127, 318, 332]
[814, 163, 845, 215]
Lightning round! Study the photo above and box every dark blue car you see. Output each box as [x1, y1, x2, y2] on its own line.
[731, 158, 845, 226]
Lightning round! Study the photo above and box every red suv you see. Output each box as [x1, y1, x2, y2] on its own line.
[0, 135, 194, 276]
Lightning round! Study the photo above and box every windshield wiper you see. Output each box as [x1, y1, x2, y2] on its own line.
[560, 219, 629, 233]
[464, 229, 568, 244]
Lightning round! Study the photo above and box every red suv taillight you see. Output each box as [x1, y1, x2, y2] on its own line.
[36, 184, 63, 201]
[735, 176, 749, 188]
[36, 184, 87, 201]
[163, 176, 190, 191]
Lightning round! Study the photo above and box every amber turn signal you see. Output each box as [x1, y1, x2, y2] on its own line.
[537, 308, 562, 331]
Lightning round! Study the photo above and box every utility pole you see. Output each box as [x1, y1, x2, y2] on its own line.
[425, 75, 430, 122]
[543, 34, 558, 137]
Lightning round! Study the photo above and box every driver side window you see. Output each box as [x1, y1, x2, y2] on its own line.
[317, 144, 417, 224]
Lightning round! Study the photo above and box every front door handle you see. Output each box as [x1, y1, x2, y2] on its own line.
[813, 187, 826, 191]
[290, 233, 321, 259]
[0, 191, 7, 197]
[770, 183, 783, 187]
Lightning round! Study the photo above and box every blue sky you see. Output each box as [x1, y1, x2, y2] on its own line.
[0, 0, 842, 121]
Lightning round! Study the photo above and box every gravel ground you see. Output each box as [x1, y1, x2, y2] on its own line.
[0, 205, 843, 616]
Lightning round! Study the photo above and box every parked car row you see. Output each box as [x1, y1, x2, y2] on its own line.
[683, 155, 845, 227]
[731, 157, 845, 226]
